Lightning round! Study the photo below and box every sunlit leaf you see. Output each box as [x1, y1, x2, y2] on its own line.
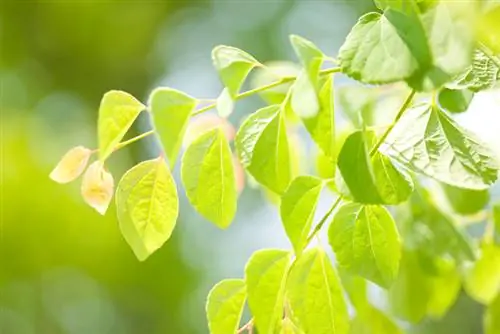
[97, 90, 145, 161]
[381, 103, 499, 190]
[455, 49, 500, 92]
[337, 86, 376, 128]
[183, 114, 235, 148]
[442, 184, 489, 215]
[374, 0, 417, 14]
[484, 293, 500, 334]
[206, 279, 247, 334]
[479, 6, 500, 54]
[81, 161, 114, 215]
[245, 249, 291, 334]
[181, 128, 237, 229]
[339, 270, 368, 311]
[149, 88, 197, 167]
[350, 306, 402, 334]
[329, 203, 401, 288]
[216, 88, 234, 118]
[287, 247, 349, 334]
[50, 146, 92, 184]
[426, 258, 461, 319]
[338, 9, 430, 84]
[250, 61, 300, 105]
[302, 76, 335, 158]
[115, 157, 178, 261]
[212, 45, 260, 97]
[438, 88, 474, 114]
[464, 243, 500, 305]
[235, 105, 291, 194]
[280, 176, 323, 255]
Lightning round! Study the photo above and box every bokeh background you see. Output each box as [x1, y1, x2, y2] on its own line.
[1, 1, 500, 333]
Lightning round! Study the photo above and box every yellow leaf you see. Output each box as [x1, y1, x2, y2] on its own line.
[50, 146, 92, 184]
[81, 161, 114, 215]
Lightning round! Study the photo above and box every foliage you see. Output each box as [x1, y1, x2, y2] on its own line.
[51, 1, 500, 333]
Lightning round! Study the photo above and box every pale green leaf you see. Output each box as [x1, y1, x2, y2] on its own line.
[181, 128, 237, 229]
[249, 61, 300, 105]
[339, 270, 368, 311]
[212, 45, 260, 97]
[350, 307, 402, 334]
[235, 105, 291, 194]
[290, 35, 323, 77]
[216, 88, 234, 118]
[337, 86, 376, 128]
[206, 279, 246, 334]
[382, 103, 499, 190]
[479, 6, 500, 54]
[438, 88, 474, 114]
[374, 0, 418, 14]
[149, 88, 197, 167]
[329, 203, 401, 288]
[337, 130, 413, 204]
[484, 294, 500, 334]
[426, 258, 461, 319]
[291, 70, 319, 118]
[302, 76, 335, 158]
[456, 49, 500, 92]
[116, 157, 179, 261]
[245, 249, 291, 334]
[280, 176, 323, 255]
[287, 248, 349, 334]
[464, 243, 500, 305]
[338, 10, 430, 84]
[97, 90, 145, 161]
[442, 184, 489, 215]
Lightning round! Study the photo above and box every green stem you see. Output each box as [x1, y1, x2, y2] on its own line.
[369, 89, 416, 156]
[306, 197, 342, 244]
[113, 130, 155, 152]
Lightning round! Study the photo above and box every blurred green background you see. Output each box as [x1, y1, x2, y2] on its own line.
[1, 1, 499, 333]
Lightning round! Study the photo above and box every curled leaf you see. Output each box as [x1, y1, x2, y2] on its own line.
[50, 146, 92, 184]
[81, 161, 114, 215]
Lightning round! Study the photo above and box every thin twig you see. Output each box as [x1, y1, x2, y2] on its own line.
[237, 319, 254, 334]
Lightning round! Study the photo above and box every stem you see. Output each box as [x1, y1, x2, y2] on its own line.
[192, 67, 341, 116]
[306, 197, 342, 244]
[369, 89, 416, 156]
[237, 319, 253, 333]
[113, 130, 155, 152]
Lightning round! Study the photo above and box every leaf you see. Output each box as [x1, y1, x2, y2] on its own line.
[235, 105, 291, 194]
[455, 49, 500, 92]
[381, 103, 499, 190]
[464, 243, 500, 305]
[337, 130, 413, 204]
[115, 157, 179, 261]
[206, 279, 247, 334]
[338, 10, 430, 84]
[479, 6, 500, 54]
[149, 88, 197, 167]
[50, 146, 92, 184]
[212, 45, 260, 97]
[302, 76, 335, 158]
[407, 2, 476, 91]
[426, 258, 461, 319]
[290, 35, 324, 78]
[350, 307, 402, 334]
[280, 176, 323, 255]
[374, 0, 417, 14]
[494, 204, 500, 246]
[405, 186, 476, 262]
[484, 294, 500, 334]
[97, 90, 145, 161]
[245, 249, 291, 334]
[81, 161, 114, 215]
[438, 88, 474, 114]
[337, 86, 376, 128]
[216, 88, 234, 118]
[442, 184, 489, 215]
[328, 203, 401, 288]
[339, 270, 368, 311]
[287, 248, 350, 334]
[249, 61, 300, 105]
[181, 128, 237, 229]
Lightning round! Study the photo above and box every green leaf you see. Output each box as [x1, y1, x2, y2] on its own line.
[181, 128, 237, 229]
[338, 10, 430, 84]
[337, 130, 413, 204]
[302, 76, 335, 158]
[337, 86, 376, 128]
[97, 90, 145, 161]
[339, 270, 368, 311]
[116, 157, 179, 261]
[149, 88, 197, 167]
[374, 0, 417, 14]
[426, 258, 461, 319]
[350, 307, 402, 334]
[216, 88, 234, 118]
[280, 176, 323, 255]
[442, 184, 489, 215]
[494, 204, 500, 246]
[235, 105, 291, 194]
[407, 2, 476, 91]
[287, 248, 349, 334]
[250, 61, 300, 105]
[245, 249, 291, 334]
[479, 6, 500, 54]
[464, 243, 500, 305]
[405, 187, 476, 262]
[290, 35, 323, 77]
[212, 45, 260, 97]
[485, 294, 500, 334]
[382, 103, 499, 190]
[438, 88, 474, 114]
[329, 203, 401, 288]
[456, 49, 500, 92]
[206, 279, 247, 334]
